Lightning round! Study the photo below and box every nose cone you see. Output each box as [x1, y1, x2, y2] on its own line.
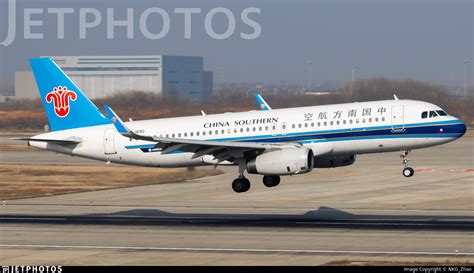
[457, 120, 467, 137]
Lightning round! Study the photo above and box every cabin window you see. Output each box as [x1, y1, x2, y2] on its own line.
[381, 117, 385, 121]
[184, 133, 187, 137]
[234, 128, 238, 133]
[202, 131, 206, 136]
[330, 121, 333, 126]
[343, 120, 346, 125]
[375, 117, 379, 122]
[429, 111, 438, 118]
[317, 122, 321, 127]
[362, 118, 366, 123]
[292, 124, 295, 129]
[368, 118, 372, 122]
[253, 127, 256, 132]
[298, 124, 302, 128]
[336, 120, 340, 125]
[240, 128, 244, 133]
[349, 120, 353, 124]
[323, 121, 327, 126]
[190, 132, 193, 137]
[436, 110, 448, 116]
[265, 126, 269, 131]
[215, 130, 218, 135]
[356, 119, 359, 124]
[311, 122, 314, 127]
[246, 127, 250, 132]
[282, 124, 286, 129]
[421, 111, 428, 119]
[178, 133, 181, 137]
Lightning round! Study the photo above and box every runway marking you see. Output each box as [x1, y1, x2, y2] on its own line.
[416, 168, 474, 173]
[0, 244, 473, 256]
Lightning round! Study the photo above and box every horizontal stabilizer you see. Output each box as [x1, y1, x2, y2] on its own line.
[13, 137, 81, 144]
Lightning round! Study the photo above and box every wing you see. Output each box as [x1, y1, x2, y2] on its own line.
[103, 105, 300, 163]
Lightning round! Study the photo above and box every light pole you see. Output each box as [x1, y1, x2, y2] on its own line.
[464, 59, 470, 96]
[306, 60, 312, 92]
[350, 65, 355, 95]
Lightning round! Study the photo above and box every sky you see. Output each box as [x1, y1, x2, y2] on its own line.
[0, 0, 472, 93]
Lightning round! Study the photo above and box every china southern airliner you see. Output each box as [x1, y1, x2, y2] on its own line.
[19, 58, 467, 193]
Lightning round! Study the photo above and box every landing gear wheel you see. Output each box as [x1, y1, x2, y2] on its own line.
[232, 178, 251, 193]
[263, 175, 281, 187]
[400, 150, 414, 178]
[403, 167, 414, 178]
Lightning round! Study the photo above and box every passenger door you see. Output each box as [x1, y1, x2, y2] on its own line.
[391, 105, 405, 132]
[103, 128, 117, 154]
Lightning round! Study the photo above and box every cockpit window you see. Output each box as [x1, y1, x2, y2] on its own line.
[421, 111, 428, 119]
[429, 111, 438, 118]
[436, 110, 448, 116]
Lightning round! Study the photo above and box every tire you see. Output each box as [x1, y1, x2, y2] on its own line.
[232, 178, 251, 193]
[263, 175, 281, 187]
[403, 167, 414, 178]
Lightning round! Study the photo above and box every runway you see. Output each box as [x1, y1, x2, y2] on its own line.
[1, 210, 474, 230]
[0, 131, 473, 265]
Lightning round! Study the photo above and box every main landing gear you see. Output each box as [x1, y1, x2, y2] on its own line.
[232, 160, 251, 193]
[232, 177, 251, 193]
[263, 175, 280, 187]
[400, 150, 414, 177]
[231, 160, 281, 193]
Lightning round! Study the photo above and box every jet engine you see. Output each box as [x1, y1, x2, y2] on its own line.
[247, 148, 314, 175]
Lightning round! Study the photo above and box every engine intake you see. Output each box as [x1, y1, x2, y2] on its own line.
[247, 148, 314, 175]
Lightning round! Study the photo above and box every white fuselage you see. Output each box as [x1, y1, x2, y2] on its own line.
[29, 99, 466, 168]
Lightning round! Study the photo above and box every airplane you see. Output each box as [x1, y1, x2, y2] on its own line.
[18, 57, 467, 193]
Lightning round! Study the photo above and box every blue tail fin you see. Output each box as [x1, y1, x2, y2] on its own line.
[30, 57, 111, 131]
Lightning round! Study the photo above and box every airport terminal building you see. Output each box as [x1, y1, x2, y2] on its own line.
[15, 55, 213, 101]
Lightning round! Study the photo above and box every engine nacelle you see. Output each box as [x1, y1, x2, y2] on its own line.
[247, 148, 314, 175]
[314, 155, 356, 168]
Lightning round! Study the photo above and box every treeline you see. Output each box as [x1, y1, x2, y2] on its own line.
[0, 78, 472, 131]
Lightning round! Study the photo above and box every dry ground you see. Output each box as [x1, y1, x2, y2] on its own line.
[0, 164, 222, 200]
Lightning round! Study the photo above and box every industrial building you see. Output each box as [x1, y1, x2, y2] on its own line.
[15, 55, 213, 101]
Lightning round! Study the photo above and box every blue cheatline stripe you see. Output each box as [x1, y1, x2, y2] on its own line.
[78, 58, 161, 61]
[62, 67, 159, 72]
[124, 121, 465, 151]
[215, 119, 464, 142]
[135, 133, 462, 154]
[77, 61, 161, 65]
[126, 144, 156, 149]
[300, 133, 463, 144]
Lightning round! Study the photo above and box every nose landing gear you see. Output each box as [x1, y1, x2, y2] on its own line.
[400, 150, 414, 177]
